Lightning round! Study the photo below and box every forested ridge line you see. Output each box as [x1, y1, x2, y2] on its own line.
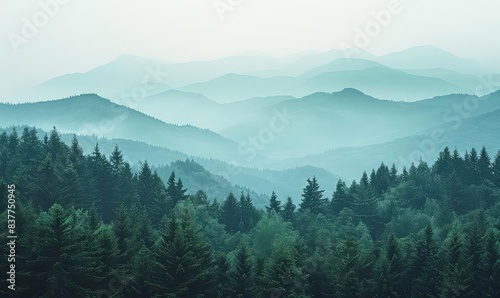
[0, 126, 499, 297]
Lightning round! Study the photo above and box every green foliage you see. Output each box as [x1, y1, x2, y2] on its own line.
[299, 176, 326, 215]
[266, 191, 282, 215]
[146, 208, 216, 297]
[229, 243, 256, 297]
[0, 128, 499, 297]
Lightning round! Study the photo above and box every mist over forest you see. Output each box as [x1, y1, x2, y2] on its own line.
[1, 1, 500, 296]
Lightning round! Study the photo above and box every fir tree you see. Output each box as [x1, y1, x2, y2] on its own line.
[147, 209, 215, 297]
[478, 147, 492, 180]
[299, 176, 326, 215]
[266, 191, 282, 215]
[220, 192, 240, 233]
[331, 179, 350, 215]
[282, 197, 296, 222]
[441, 230, 467, 297]
[479, 231, 500, 297]
[230, 244, 256, 297]
[90, 144, 113, 223]
[411, 225, 441, 297]
[239, 192, 259, 232]
[336, 232, 361, 298]
[263, 246, 306, 298]
[28, 204, 99, 297]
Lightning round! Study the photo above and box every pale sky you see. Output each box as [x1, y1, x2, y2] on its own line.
[1, 0, 500, 94]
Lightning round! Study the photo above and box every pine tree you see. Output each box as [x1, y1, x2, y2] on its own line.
[113, 205, 136, 270]
[166, 171, 179, 208]
[137, 162, 166, 226]
[116, 162, 137, 206]
[122, 243, 153, 298]
[478, 147, 492, 181]
[47, 127, 66, 161]
[299, 176, 326, 215]
[28, 204, 99, 297]
[176, 178, 189, 202]
[94, 224, 120, 291]
[282, 197, 296, 222]
[331, 179, 350, 215]
[411, 224, 441, 297]
[464, 148, 480, 185]
[147, 209, 215, 297]
[385, 234, 403, 296]
[35, 155, 62, 209]
[213, 253, 232, 297]
[18, 127, 42, 198]
[434, 146, 453, 175]
[70, 137, 97, 210]
[266, 191, 282, 215]
[465, 215, 487, 297]
[137, 161, 155, 206]
[389, 163, 399, 186]
[336, 232, 361, 298]
[110, 145, 124, 174]
[135, 210, 157, 249]
[220, 192, 240, 233]
[479, 231, 500, 297]
[401, 167, 409, 182]
[351, 175, 381, 237]
[69, 135, 84, 165]
[493, 151, 500, 187]
[230, 244, 256, 297]
[441, 230, 467, 297]
[263, 245, 306, 298]
[208, 198, 220, 219]
[8, 128, 18, 155]
[90, 144, 113, 223]
[239, 192, 258, 232]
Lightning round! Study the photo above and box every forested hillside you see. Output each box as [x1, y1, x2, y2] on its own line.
[0, 127, 499, 297]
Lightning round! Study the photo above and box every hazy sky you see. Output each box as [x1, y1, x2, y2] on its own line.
[1, 0, 500, 93]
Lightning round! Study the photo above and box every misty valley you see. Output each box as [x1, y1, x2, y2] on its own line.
[1, 44, 500, 297]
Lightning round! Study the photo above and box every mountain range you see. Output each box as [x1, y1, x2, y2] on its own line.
[4, 46, 496, 103]
[1, 45, 500, 206]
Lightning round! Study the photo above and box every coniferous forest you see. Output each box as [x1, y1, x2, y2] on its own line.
[1, 127, 499, 297]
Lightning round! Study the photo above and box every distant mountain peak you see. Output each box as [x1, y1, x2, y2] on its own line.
[66, 93, 108, 100]
[337, 88, 366, 96]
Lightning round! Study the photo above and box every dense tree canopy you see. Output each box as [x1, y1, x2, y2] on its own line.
[0, 129, 499, 297]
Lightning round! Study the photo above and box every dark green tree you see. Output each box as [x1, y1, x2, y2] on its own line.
[147, 209, 215, 297]
[239, 192, 259, 232]
[336, 232, 362, 298]
[331, 179, 350, 215]
[299, 176, 326, 215]
[262, 246, 306, 298]
[28, 204, 99, 297]
[479, 231, 500, 297]
[90, 144, 113, 223]
[220, 192, 240, 233]
[230, 243, 256, 297]
[478, 147, 492, 181]
[266, 191, 282, 215]
[441, 230, 467, 297]
[411, 225, 441, 297]
[282, 197, 296, 222]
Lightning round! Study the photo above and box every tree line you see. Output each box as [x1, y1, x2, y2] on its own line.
[0, 127, 499, 297]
